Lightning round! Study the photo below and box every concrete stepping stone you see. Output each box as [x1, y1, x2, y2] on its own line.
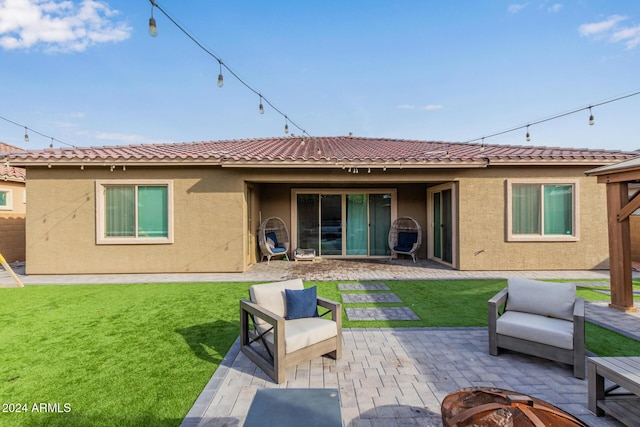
[345, 307, 419, 321]
[341, 293, 402, 303]
[338, 283, 390, 291]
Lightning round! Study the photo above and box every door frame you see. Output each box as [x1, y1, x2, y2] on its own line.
[427, 182, 458, 268]
[290, 188, 397, 258]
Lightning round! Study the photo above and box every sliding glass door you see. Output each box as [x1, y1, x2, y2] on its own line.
[294, 190, 394, 257]
[428, 183, 457, 267]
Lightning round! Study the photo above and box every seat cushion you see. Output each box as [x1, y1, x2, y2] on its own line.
[496, 311, 574, 350]
[394, 245, 413, 253]
[263, 317, 338, 354]
[250, 279, 304, 328]
[505, 278, 576, 321]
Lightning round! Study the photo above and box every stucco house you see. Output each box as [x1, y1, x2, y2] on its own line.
[0, 142, 27, 262]
[1, 136, 635, 274]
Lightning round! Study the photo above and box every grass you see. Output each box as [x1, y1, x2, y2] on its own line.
[1, 279, 639, 426]
[0, 282, 252, 427]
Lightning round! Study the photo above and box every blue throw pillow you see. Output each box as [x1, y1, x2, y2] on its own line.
[265, 231, 279, 248]
[285, 286, 319, 320]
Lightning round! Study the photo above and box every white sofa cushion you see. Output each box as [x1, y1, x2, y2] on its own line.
[496, 311, 574, 350]
[505, 278, 576, 321]
[262, 317, 338, 354]
[249, 279, 304, 329]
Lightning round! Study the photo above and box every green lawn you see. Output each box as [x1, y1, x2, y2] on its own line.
[1, 279, 638, 426]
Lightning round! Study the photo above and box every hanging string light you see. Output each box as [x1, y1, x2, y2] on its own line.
[147, 0, 310, 137]
[148, 1, 158, 37]
[284, 116, 289, 134]
[0, 114, 75, 148]
[464, 90, 640, 145]
[217, 60, 224, 88]
[525, 125, 531, 142]
[259, 95, 265, 114]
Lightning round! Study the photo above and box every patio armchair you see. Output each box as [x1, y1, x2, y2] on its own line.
[240, 278, 342, 383]
[488, 278, 585, 379]
[258, 217, 290, 264]
[388, 216, 422, 263]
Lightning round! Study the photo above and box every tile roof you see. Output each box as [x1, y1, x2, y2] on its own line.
[1, 136, 636, 168]
[0, 164, 26, 182]
[0, 142, 26, 182]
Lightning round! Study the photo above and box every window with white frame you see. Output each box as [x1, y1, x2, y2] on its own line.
[506, 179, 579, 241]
[0, 189, 12, 210]
[96, 180, 173, 244]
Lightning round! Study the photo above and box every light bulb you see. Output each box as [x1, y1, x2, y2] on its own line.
[526, 126, 531, 142]
[589, 108, 595, 126]
[149, 17, 158, 37]
[317, 148, 321, 155]
[284, 122, 289, 134]
[24, 127, 29, 142]
[259, 102, 264, 114]
[217, 73, 224, 88]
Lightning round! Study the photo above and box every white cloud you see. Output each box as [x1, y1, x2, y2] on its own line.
[69, 112, 85, 118]
[0, 0, 132, 53]
[94, 132, 167, 145]
[611, 25, 640, 49]
[397, 104, 444, 111]
[579, 15, 640, 49]
[508, 3, 528, 14]
[547, 3, 562, 13]
[579, 15, 627, 37]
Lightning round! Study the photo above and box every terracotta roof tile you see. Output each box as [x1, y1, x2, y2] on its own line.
[2, 136, 636, 167]
[0, 164, 26, 182]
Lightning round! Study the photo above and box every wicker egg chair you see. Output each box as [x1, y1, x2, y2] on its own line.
[388, 216, 422, 263]
[258, 217, 290, 264]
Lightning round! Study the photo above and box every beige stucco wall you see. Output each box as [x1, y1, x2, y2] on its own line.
[24, 164, 611, 274]
[25, 167, 247, 274]
[456, 166, 609, 270]
[0, 181, 26, 262]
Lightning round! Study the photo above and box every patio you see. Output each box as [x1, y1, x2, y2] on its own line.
[177, 260, 638, 427]
[185, 326, 629, 427]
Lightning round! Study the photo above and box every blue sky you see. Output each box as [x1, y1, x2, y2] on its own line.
[1, 0, 639, 151]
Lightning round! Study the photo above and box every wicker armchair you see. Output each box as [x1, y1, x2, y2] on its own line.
[388, 216, 422, 263]
[258, 217, 290, 264]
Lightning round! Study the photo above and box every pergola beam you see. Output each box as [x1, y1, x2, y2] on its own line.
[605, 182, 636, 312]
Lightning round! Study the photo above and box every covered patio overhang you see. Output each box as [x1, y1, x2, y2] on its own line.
[586, 156, 640, 312]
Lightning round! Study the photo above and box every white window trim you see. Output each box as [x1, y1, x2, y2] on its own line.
[506, 178, 580, 242]
[95, 180, 174, 245]
[0, 188, 12, 210]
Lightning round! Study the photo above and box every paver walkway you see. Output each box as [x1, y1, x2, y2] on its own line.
[185, 327, 627, 427]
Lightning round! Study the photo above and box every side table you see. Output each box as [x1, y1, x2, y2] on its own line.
[244, 388, 341, 427]
[588, 357, 640, 427]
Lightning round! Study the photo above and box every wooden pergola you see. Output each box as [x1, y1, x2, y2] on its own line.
[586, 156, 640, 313]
